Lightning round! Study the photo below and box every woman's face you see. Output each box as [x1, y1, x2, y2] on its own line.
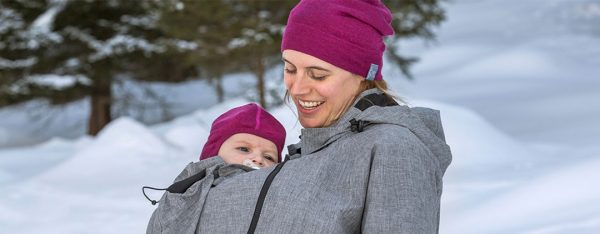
[283, 49, 362, 128]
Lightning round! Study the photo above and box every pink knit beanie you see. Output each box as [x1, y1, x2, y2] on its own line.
[281, 0, 394, 81]
[199, 103, 286, 162]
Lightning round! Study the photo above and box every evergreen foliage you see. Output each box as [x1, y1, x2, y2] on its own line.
[0, 0, 447, 134]
[384, 0, 446, 79]
[0, 0, 190, 135]
[158, 0, 296, 107]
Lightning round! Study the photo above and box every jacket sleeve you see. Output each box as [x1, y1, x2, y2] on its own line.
[361, 131, 442, 233]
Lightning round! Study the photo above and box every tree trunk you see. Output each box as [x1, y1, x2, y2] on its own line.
[88, 76, 112, 136]
[215, 75, 224, 103]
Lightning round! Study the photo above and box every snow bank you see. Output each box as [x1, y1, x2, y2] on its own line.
[412, 99, 535, 171]
[0, 117, 191, 234]
[36, 117, 172, 191]
[0, 137, 86, 185]
[445, 155, 600, 234]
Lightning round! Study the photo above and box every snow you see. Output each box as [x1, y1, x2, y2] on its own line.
[170, 39, 198, 51]
[89, 34, 165, 61]
[20, 74, 92, 90]
[61, 27, 164, 62]
[0, 8, 24, 34]
[30, 0, 65, 33]
[447, 156, 600, 233]
[1, 0, 600, 233]
[120, 14, 157, 28]
[0, 57, 37, 69]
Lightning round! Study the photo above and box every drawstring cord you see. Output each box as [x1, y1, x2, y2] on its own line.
[142, 186, 167, 205]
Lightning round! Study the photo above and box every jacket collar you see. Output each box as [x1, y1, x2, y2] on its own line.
[286, 88, 452, 175]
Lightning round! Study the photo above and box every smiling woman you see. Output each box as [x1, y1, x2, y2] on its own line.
[147, 0, 451, 233]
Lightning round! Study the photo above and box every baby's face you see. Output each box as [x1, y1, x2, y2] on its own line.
[217, 133, 278, 168]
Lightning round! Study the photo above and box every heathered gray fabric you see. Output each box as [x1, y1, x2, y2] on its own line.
[147, 157, 252, 234]
[146, 88, 452, 234]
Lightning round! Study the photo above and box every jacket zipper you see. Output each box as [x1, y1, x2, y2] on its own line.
[247, 158, 289, 234]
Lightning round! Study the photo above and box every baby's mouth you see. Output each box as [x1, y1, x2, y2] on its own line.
[243, 159, 260, 169]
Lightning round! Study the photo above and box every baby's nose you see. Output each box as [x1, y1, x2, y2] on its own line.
[251, 156, 265, 167]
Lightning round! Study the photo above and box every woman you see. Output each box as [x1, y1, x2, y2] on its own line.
[147, 0, 452, 233]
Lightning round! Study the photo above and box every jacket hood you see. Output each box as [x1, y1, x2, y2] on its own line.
[289, 88, 452, 174]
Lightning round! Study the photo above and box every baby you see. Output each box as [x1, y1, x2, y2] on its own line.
[145, 103, 286, 232]
[199, 103, 286, 169]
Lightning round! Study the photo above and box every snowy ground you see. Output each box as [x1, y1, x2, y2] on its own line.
[1, 0, 600, 233]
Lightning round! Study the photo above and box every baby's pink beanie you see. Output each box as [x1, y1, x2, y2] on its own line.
[200, 103, 286, 162]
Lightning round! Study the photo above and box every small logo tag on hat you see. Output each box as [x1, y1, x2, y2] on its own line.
[366, 64, 378, 80]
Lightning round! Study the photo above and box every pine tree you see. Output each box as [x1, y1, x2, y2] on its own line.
[0, 0, 56, 106]
[384, 0, 446, 79]
[157, 0, 236, 103]
[0, 0, 189, 135]
[52, 0, 171, 135]
[158, 0, 296, 108]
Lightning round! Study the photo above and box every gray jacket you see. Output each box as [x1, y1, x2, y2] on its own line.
[147, 89, 452, 233]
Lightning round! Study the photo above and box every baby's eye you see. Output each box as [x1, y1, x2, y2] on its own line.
[263, 154, 275, 162]
[237, 147, 250, 153]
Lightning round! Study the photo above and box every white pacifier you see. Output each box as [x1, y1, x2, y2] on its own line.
[242, 159, 260, 169]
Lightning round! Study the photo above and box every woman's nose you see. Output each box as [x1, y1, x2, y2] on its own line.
[289, 73, 310, 96]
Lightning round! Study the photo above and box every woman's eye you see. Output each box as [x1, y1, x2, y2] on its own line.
[237, 147, 250, 153]
[310, 75, 326, 80]
[284, 68, 296, 74]
[308, 71, 327, 80]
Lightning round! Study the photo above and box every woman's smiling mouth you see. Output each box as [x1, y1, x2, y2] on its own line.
[298, 99, 324, 110]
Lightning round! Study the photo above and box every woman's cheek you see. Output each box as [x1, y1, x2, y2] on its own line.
[317, 85, 337, 99]
[283, 75, 293, 90]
